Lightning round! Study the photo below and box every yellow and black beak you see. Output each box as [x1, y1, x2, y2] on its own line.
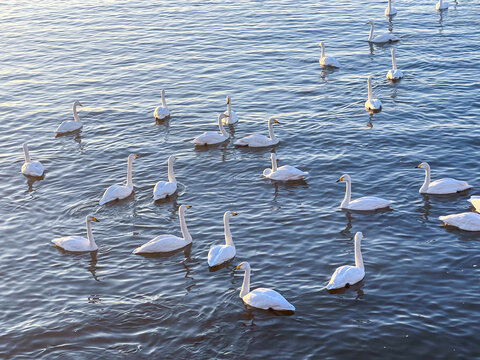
[224, 114, 229, 117]
[227, 97, 230, 104]
[91, 216, 99, 222]
[134, 154, 139, 159]
[78, 102, 83, 107]
[236, 264, 242, 270]
[415, 163, 422, 168]
[336, 176, 344, 183]
[185, 205, 192, 209]
[174, 156, 178, 160]
[273, 119, 279, 124]
[231, 212, 238, 216]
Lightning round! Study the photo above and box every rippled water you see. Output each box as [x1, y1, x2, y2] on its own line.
[1, 0, 480, 358]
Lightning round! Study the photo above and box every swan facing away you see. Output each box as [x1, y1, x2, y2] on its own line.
[223, 96, 238, 125]
[327, 232, 365, 290]
[436, 0, 448, 10]
[263, 153, 308, 181]
[154, 89, 170, 121]
[55, 101, 83, 135]
[153, 155, 177, 200]
[234, 118, 279, 147]
[365, 76, 382, 112]
[99, 154, 138, 205]
[207, 211, 237, 267]
[336, 174, 392, 210]
[318, 42, 340, 68]
[193, 114, 229, 145]
[52, 215, 100, 252]
[133, 205, 192, 254]
[366, 20, 400, 44]
[236, 262, 295, 312]
[439, 212, 480, 231]
[386, 48, 404, 81]
[416, 162, 472, 194]
[21, 143, 44, 177]
[469, 196, 480, 212]
[385, 0, 397, 16]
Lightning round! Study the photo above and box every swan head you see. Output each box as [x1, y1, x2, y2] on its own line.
[269, 118, 280, 125]
[318, 41, 324, 48]
[226, 96, 230, 104]
[270, 152, 277, 161]
[74, 100, 83, 107]
[236, 262, 250, 271]
[366, 20, 374, 25]
[225, 211, 238, 219]
[87, 215, 100, 223]
[128, 153, 139, 161]
[179, 205, 191, 212]
[415, 162, 430, 170]
[336, 174, 351, 183]
[355, 232, 363, 241]
[168, 155, 177, 163]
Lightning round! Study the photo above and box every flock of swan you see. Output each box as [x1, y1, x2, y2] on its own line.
[20, 0, 473, 313]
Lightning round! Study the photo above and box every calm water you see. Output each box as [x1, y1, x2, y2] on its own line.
[1, 0, 480, 358]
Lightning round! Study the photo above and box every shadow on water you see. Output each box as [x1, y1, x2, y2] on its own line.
[365, 113, 374, 129]
[442, 224, 480, 241]
[134, 243, 192, 259]
[320, 66, 339, 81]
[243, 303, 295, 317]
[24, 174, 45, 192]
[87, 252, 100, 282]
[155, 117, 170, 140]
[417, 194, 432, 222]
[340, 211, 353, 236]
[208, 258, 236, 272]
[326, 280, 365, 298]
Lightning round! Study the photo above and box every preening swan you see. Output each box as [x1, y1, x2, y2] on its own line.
[439, 212, 480, 231]
[153, 155, 177, 200]
[133, 205, 192, 254]
[51, 215, 100, 252]
[336, 174, 392, 210]
[327, 232, 365, 290]
[386, 48, 403, 81]
[415, 162, 472, 194]
[55, 100, 83, 135]
[436, 0, 448, 10]
[207, 211, 237, 267]
[99, 154, 138, 205]
[469, 196, 480, 212]
[365, 76, 382, 112]
[318, 42, 340, 68]
[154, 89, 170, 121]
[223, 96, 238, 125]
[263, 153, 308, 181]
[234, 118, 280, 147]
[366, 20, 400, 44]
[21, 143, 44, 177]
[385, 0, 397, 16]
[236, 262, 295, 312]
[193, 114, 229, 145]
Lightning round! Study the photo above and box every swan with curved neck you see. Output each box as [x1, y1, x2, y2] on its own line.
[436, 0, 448, 10]
[21, 143, 44, 177]
[223, 96, 238, 125]
[51, 215, 100, 252]
[207, 211, 237, 267]
[385, 0, 397, 16]
[236, 262, 295, 312]
[263, 153, 308, 181]
[365, 76, 382, 112]
[153, 155, 178, 200]
[133, 205, 192, 254]
[193, 114, 230, 145]
[99, 154, 138, 205]
[318, 42, 340, 68]
[336, 174, 392, 210]
[55, 100, 84, 135]
[154, 89, 171, 121]
[366, 20, 400, 44]
[416, 162, 472, 194]
[326, 232, 365, 290]
[386, 48, 404, 81]
[439, 210, 480, 231]
[234, 118, 280, 147]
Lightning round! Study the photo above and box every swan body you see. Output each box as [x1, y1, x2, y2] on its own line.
[366, 20, 400, 44]
[365, 76, 382, 111]
[436, 0, 448, 10]
[385, 0, 397, 16]
[263, 153, 308, 181]
[207, 211, 237, 267]
[21, 143, 44, 177]
[223, 96, 238, 125]
[327, 232, 365, 290]
[55, 100, 83, 135]
[386, 48, 404, 81]
[154, 89, 170, 121]
[153, 155, 177, 200]
[318, 42, 340, 68]
[469, 196, 480, 212]
[439, 212, 480, 231]
[52, 215, 100, 252]
[193, 114, 229, 145]
[337, 174, 392, 210]
[236, 262, 295, 312]
[416, 162, 472, 194]
[133, 205, 192, 254]
[234, 118, 279, 147]
[99, 154, 138, 205]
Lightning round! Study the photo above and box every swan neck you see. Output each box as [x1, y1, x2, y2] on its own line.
[421, 166, 431, 192]
[179, 207, 192, 242]
[224, 213, 234, 246]
[268, 120, 277, 142]
[23, 144, 30, 162]
[368, 23, 374, 41]
[320, 44, 325, 58]
[167, 158, 176, 182]
[387, 0, 391, 12]
[341, 179, 351, 208]
[227, 100, 231, 117]
[240, 267, 251, 298]
[391, 49, 397, 70]
[126, 157, 134, 186]
[354, 235, 364, 269]
[73, 103, 80, 122]
[367, 78, 373, 100]
[271, 155, 278, 172]
[218, 116, 228, 137]
[86, 218, 96, 249]
[161, 90, 167, 108]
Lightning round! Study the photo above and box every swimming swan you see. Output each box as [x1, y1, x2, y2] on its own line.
[416, 162, 472, 194]
[263, 153, 308, 181]
[236, 262, 295, 312]
[154, 89, 170, 121]
[193, 114, 229, 145]
[318, 42, 340, 68]
[366, 20, 400, 44]
[336, 174, 392, 210]
[365, 76, 382, 112]
[386, 48, 403, 81]
[234, 118, 279, 147]
[436, 0, 448, 10]
[99, 154, 138, 205]
[21, 143, 44, 177]
[133, 205, 192, 254]
[207, 211, 237, 267]
[439, 212, 480, 231]
[52, 215, 100, 252]
[55, 100, 83, 135]
[223, 96, 238, 125]
[385, 0, 397, 16]
[153, 155, 177, 200]
[327, 232, 365, 290]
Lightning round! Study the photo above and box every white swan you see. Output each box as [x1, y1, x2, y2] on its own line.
[365, 76, 382, 112]
[439, 212, 480, 231]
[223, 96, 238, 125]
[436, 0, 448, 10]
[327, 232, 365, 290]
[469, 196, 480, 212]
[154, 89, 170, 121]
[263, 153, 308, 181]
[366, 20, 400, 44]
[193, 114, 229, 145]
[207, 211, 237, 267]
[416, 162, 472, 194]
[133, 205, 192, 254]
[386, 48, 404, 81]
[318, 42, 340, 68]
[234, 118, 279, 147]
[52, 215, 100, 252]
[236, 262, 295, 312]
[385, 0, 397, 16]
[21, 143, 44, 177]
[336, 174, 392, 210]
[153, 155, 177, 200]
[55, 100, 83, 135]
[99, 154, 138, 205]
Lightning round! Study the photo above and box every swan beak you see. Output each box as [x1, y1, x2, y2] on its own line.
[336, 176, 344, 183]
[415, 163, 422, 168]
[174, 156, 178, 160]
[231, 212, 238, 216]
[226, 97, 230, 104]
[185, 205, 192, 209]
[91, 216, 99, 222]
[134, 154, 139, 159]
[78, 102, 83, 107]
[236, 264, 242, 270]
[273, 119, 279, 124]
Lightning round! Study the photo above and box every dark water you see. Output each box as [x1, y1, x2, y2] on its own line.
[1, 0, 480, 358]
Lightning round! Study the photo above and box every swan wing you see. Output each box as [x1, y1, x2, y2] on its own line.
[99, 184, 132, 205]
[347, 196, 391, 210]
[365, 98, 382, 110]
[154, 106, 170, 120]
[372, 33, 399, 43]
[193, 131, 227, 145]
[387, 69, 403, 80]
[234, 134, 275, 147]
[22, 161, 44, 177]
[468, 196, 480, 212]
[207, 244, 236, 267]
[320, 56, 340, 68]
[268, 166, 308, 181]
[153, 181, 177, 199]
[439, 212, 480, 231]
[326, 265, 365, 290]
[55, 121, 82, 134]
[52, 236, 97, 252]
[133, 234, 187, 254]
[427, 178, 472, 194]
[244, 288, 295, 311]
